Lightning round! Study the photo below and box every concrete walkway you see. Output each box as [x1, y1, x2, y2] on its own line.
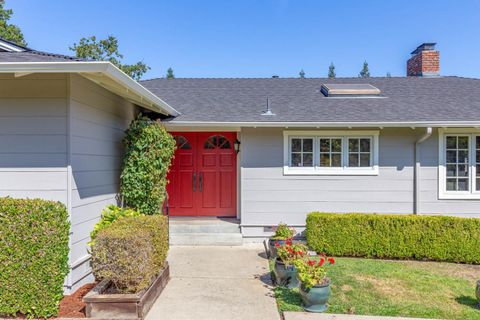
[146, 244, 280, 320]
[284, 312, 439, 320]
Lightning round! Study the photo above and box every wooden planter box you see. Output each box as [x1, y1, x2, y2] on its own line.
[83, 262, 170, 319]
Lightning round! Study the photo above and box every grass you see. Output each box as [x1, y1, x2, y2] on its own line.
[271, 257, 480, 319]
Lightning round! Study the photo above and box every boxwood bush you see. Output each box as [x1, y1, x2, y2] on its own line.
[91, 215, 168, 293]
[306, 212, 480, 263]
[0, 197, 70, 318]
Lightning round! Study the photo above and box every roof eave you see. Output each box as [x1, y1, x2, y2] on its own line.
[0, 61, 180, 116]
[163, 120, 480, 128]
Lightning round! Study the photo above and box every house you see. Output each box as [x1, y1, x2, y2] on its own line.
[1, 39, 480, 292]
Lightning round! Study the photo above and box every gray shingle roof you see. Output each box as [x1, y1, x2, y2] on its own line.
[140, 77, 480, 123]
[0, 51, 84, 62]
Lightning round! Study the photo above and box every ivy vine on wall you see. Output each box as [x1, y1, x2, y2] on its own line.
[120, 114, 176, 215]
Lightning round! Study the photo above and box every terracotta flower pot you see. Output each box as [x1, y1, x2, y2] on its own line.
[299, 280, 331, 313]
[273, 258, 299, 288]
[268, 239, 285, 259]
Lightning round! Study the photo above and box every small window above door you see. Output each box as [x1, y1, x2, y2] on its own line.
[204, 135, 232, 149]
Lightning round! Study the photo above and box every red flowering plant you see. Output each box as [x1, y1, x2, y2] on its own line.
[294, 255, 335, 289]
[276, 238, 308, 267]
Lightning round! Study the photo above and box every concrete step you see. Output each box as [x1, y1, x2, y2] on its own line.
[170, 233, 243, 246]
[169, 223, 240, 234]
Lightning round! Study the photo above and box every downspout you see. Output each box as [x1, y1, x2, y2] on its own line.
[414, 127, 432, 214]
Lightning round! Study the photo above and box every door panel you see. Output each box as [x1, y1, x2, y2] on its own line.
[167, 132, 237, 217]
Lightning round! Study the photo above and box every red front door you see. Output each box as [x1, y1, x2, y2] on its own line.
[166, 132, 237, 217]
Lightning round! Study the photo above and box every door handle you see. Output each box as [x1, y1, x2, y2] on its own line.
[199, 172, 203, 192]
[193, 172, 196, 192]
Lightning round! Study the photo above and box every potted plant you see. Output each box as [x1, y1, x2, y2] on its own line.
[294, 255, 335, 313]
[268, 223, 295, 258]
[273, 239, 307, 288]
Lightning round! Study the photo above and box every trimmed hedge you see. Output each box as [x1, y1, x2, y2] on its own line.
[91, 215, 168, 293]
[0, 197, 70, 318]
[306, 212, 480, 264]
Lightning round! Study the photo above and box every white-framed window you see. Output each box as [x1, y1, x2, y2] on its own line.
[438, 128, 480, 199]
[283, 130, 379, 175]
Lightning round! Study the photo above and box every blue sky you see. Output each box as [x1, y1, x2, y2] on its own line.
[8, 0, 480, 79]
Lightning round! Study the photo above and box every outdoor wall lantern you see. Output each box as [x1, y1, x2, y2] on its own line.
[234, 139, 241, 154]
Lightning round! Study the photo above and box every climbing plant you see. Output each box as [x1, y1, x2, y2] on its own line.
[120, 114, 176, 215]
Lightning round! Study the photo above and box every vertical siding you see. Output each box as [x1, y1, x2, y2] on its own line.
[0, 74, 68, 203]
[68, 74, 135, 290]
[240, 127, 417, 238]
[419, 129, 480, 216]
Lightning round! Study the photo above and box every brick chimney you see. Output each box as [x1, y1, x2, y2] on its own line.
[407, 43, 440, 77]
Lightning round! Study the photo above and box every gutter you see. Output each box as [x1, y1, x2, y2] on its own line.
[414, 127, 433, 214]
[164, 120, 480, 128]
[0, 61, 180, 116]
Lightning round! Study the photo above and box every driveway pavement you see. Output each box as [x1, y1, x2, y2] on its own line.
[146, 244, 280, 320]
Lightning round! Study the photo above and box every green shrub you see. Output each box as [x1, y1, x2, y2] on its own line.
[0, 197, 70, 318]
[306, 212, 480, 264]
[91, 215, 169, 293]
[89, 205, 142, 245]
[272, 223, 295, 240]
[120, 114, 176, 215]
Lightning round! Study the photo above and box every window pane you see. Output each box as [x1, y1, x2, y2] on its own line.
[477, 164, 480, 176]
[320, 139, 330, 152]
[457, 164, 468, 177]
[477, 178, 480, 191]
[303, 139, 313, 152]
[349, 139, 359, 152]
[458, 136, 469, 149]
[477, 137, 480, 149]
[360, 139, 371, 152]
[446, 164, 457, 177]
[292, 139, 301, 152]
[292, 153, 301, 167]
[303, 153, 313, 167]
[320, 154, 330, 167]
[458, 150, 469, 164]
[332, 139, 342, 152]
[360, 154, 370, 167]
[477, 150, 480, 162]
[458, 178, 469, 191]
[331, 154, 342, 167]
[446, 178, 457, 191]
[446, 136, 457, 149]
[349, 154, 359, 167]
[446, 150, 457, 163]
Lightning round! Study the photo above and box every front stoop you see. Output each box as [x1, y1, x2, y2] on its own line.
[169, 217, 243, 246]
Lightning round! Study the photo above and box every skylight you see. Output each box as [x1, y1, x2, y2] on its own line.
[321, 84, 381, 97]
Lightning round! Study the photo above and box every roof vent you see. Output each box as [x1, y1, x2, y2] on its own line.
[261, 98, 275, 116]
[321, 84, 381, 97]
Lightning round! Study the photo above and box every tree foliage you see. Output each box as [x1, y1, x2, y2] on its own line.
[120, 114, 176, 215]
[299, 69, 305, 78]
[166, 67, 175, 79]
[328, 62, 336, 78]
[0, 0, 27, 46]
[70, 35, 149, 80]
[358, 60, 370, 78]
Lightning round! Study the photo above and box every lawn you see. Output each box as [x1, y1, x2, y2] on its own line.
[272, 257, 480, 319]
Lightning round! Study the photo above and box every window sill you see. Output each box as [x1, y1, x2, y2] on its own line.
[283, 166, 379, 176]
[438, 192, 480, 200]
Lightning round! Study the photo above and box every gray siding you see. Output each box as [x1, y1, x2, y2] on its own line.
[68, 75, 135, 290]
[240, 127, 480, 239]
[0, 74, 68, 203]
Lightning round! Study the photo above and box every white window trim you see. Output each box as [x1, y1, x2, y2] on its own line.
[438, 128, 480, 199]
[283, 130, 379, 175]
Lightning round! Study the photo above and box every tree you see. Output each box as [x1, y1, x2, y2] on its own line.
[386, 72, 392, 78]
[328, 62, 336, 78]
[358, 60, 370, 78]
[166, 67, 175, 79]
[70, 35, 149, 80]
[299, 69, 305, 78]
[0, 0, 27, 46]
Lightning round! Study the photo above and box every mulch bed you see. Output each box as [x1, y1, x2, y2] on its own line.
[57, 283, 96, 318]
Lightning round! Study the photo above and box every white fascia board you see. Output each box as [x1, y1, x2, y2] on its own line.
[0, 61, 179, 116]
[164, 121, 480, 128]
